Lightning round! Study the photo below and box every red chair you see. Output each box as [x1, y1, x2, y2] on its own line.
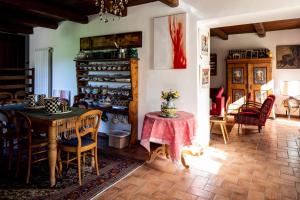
[210, 87, 225, 116]
[235, 95, 275, 134]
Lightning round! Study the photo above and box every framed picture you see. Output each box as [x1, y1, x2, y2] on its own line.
[232, 89, 245, 102]
[232, 68, 244, 84]
[154, 13, 187, 69]
[201, 68, 210, 88]
[253, 67, 267, 85]
[210, 54, 217, 76]
[255, 90, 268, 103]
[201, 34, 209, 55]
[276, 45, 300, 69]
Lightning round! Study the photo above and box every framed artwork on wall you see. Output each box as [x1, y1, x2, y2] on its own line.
[153, 13, 187, 69]
[210, 54, 217, 76]
[232, 89, 245, 102]
[201, 68, 210, 88]
[253, 67, 267, 85]
[255, 90, 268, 103]
[201, 34, 209, 55]
[276, 45, 300, 69]
[232, 68, 244, 84]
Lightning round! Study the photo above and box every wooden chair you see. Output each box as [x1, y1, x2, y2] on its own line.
[0, 109, 13, 168]
[0, 92, 14, 104]
[210, 96, 231, 144]
[57, 109, 102, 185]
[14, 111, 48, 183]
[236, 95, 275, 134]
[14, 90, 27, 100]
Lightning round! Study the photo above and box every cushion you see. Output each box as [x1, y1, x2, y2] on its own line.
[60, 136, 94, 147]
[238, 111, 259, 117]
[241, 107, 260, 115]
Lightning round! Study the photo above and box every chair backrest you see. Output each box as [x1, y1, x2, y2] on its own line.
[14, 90, 27, 100]
[0, 92, 13, 104]
[0, 109, 10, 136]
[75, 109, 102, 147]
[14, 111, 32, 144]
[259, 95, 275, 125]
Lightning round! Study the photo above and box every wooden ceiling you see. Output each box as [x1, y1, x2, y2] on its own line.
[0, 0, 178, 35]
[211, 18, 300, 40]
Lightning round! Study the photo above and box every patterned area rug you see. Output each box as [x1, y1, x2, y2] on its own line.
[0, 152, 144, 200]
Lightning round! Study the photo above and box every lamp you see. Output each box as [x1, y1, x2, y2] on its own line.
[95, 0, 128, 23]
[280, 80, 300, 119]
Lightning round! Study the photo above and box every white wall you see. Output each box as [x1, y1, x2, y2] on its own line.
[211, 29, 300, 115]
[30, 2, 210, 145]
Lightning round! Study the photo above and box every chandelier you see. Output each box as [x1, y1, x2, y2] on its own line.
[95, 0, 128, 23]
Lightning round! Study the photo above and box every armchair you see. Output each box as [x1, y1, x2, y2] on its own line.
[235, 95, 275, 134]
[210, 87, 225, 116]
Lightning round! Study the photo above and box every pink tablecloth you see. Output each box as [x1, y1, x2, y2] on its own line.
[140, 111, 197, 161]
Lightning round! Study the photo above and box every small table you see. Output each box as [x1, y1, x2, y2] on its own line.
[140, 111, 197, 168]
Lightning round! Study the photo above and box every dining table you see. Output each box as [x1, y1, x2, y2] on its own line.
[0, 104, 88, 187]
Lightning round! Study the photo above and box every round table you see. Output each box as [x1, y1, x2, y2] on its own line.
[140, 111, 197, 168]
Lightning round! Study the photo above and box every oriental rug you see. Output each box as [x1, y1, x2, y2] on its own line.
[0, 152, 144, 200]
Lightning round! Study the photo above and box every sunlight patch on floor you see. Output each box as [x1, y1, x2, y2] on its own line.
[185, 147, 227, 175]
[275, 118, 300, 127]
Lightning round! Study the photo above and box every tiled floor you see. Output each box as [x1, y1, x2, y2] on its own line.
[96, 118, 300, 200]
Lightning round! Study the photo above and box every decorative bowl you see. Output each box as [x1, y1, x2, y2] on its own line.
[161, 108, 177, 117]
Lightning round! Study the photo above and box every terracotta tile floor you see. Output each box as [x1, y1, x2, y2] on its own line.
[96, 118, 300, 200]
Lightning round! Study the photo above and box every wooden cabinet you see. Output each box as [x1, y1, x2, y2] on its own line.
[227, 58, 272, 105]
[0, 68, 34, 94]
[75, 58, 138, 145]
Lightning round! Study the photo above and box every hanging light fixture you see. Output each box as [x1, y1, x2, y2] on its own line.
[95, 0, 128, 23]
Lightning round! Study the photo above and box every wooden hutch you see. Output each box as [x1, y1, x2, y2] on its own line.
[227, 57, 273, 105]
[75, 32, 141, 145]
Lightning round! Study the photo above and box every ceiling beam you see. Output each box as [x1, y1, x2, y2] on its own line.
[0, 22, 33, 34]
[211, 28, 228, 40]
[253, 23, 266, 37]
[0, 0, 88, 24]
[0, 12, 58, 29]
[159, 0, 179, 7]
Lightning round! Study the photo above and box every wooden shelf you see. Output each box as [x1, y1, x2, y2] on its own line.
[78, 86, 131, 90]
[77, 69, 130, 72]
[78, 79, 131, 84]
[0, 75, 33, 80]
[0, 84, 33, 90]
[0, 68, 34, 71]
[75, 58, 138, 145]
[0, 68, 34, 94]
[74, 58, 135, 62]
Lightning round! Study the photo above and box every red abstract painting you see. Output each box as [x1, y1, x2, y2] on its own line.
[154, 13, 187, 70]
[168, 15, 187, 69]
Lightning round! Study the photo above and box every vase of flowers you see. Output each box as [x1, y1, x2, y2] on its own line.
[161, 90, 180, 117]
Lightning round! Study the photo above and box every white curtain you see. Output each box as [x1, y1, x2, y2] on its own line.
[33, 47, 53, 97]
